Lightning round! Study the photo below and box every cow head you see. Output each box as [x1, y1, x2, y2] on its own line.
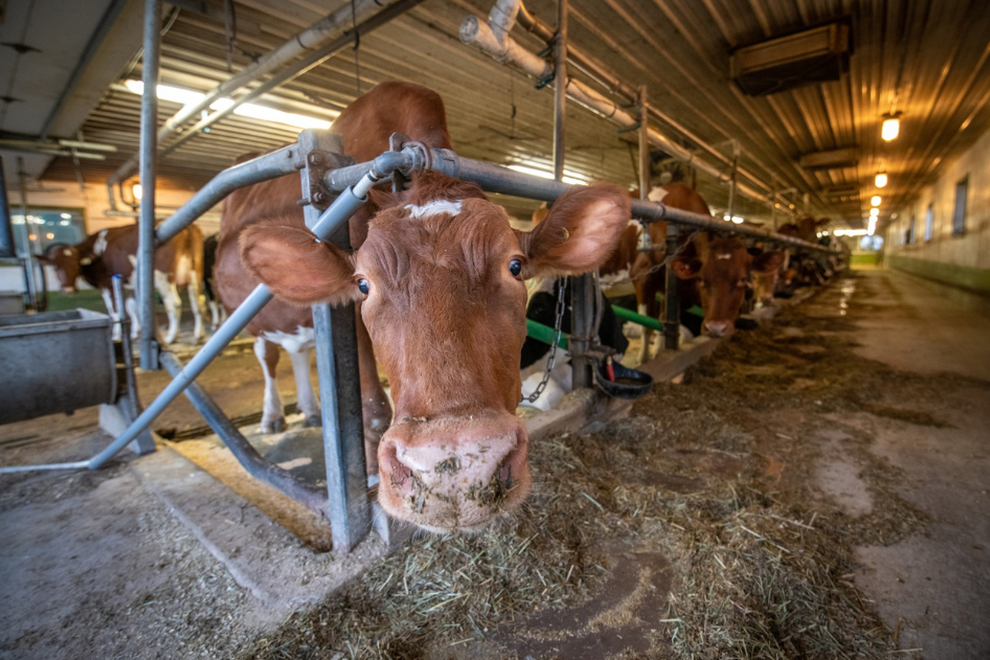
[750, 250, 786, 307]
[241, 171, 630, 532]
[672, 237, 750, 338]
[35, 246, 92, 294]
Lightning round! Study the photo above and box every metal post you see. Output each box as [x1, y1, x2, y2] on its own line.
[138, 0, 161, 371]
[554, 0, 591, 389]
[727, 139, 740, 220]
[770, 174, 778, 231]
[637, 86, 650, 199]
[298, 130, 370, 553]
[0, 157, 15, 259]
[15, 157, 40, 310]
[663, 223, 680, 351]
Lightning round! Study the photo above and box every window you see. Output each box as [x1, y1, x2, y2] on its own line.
[952, 176, 968, 235]
[10, 208, 85, 257]
[907, 215, 916, 244]
[924, 204, 934, 241]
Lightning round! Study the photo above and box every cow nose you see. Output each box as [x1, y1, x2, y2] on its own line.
[61, 286, 77, 294]
[704, 320, 734, 337]
[377, 412, 530, 532]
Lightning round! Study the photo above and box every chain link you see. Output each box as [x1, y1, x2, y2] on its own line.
[521, 278, 568, 404]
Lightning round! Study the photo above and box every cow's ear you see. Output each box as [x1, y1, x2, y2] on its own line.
[671, 256, 702, 280]
[240, 219, 359, 306]
[752, 250, 785, 273]
[519, 184, 630, 278]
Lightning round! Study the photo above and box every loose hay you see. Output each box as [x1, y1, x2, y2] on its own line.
[242, 274, 979, 660]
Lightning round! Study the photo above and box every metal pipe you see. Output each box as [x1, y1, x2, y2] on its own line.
[138, 0, 162, 371]
[460, 9, 778, 205]
[0, 156, 14, 258]
[637, 86, 650, 198]
[727, 140, 740, 219]
[15, 157, 41, 310]
[159, 0, 426, 159]
[156, 144, 304, 243]
[159, 352, 330, 517]
[90, 178, 374, 470]
[107, 0, 413, 186]
[327, 148, 838, 254]
[663, 224, 680, 350]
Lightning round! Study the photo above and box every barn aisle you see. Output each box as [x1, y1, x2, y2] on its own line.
[838, 269, 990, 659]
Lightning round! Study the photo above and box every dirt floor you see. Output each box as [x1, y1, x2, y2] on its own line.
[1, 268, 988, 659]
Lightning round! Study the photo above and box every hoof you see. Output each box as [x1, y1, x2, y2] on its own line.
[303, 414, 322, 428]
[261, 416, 286, 434]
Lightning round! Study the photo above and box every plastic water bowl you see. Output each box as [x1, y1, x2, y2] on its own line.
[595, 360, 653, 399]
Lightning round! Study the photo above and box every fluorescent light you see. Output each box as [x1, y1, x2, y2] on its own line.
[871, 195, 881, 207]
[60, 212, 72, 219]
[875, 172, 888, 188]
[881, 113, 900, 141]
[132, 183, 143, 201]
[869, 207, 879, 217]
[507, 163, 587, 186]
[834, 229, 867, 236]
[121, 79, 333, 130]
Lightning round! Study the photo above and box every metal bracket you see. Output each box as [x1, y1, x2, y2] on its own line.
[302, 147, 354, 211]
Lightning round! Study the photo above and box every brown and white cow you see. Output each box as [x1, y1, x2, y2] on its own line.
[220, 81, 631, 532]
[37, 225, 206, 344]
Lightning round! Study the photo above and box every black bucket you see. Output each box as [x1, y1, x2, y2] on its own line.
[595, 360, 653, 399]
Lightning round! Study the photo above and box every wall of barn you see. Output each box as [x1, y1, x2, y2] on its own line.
[884, 126, 990, 294]
[1, 180, 220, 292]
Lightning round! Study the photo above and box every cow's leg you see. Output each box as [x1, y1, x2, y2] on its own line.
[208, 297, 220, 330]
[125, 296, 141, 339]
[154, 270, 181, 345]
[254, 337, 285, 434]
[100, 288, 122, 341]
[357, 311, 390, 475]
[186, 272, 206, 342]
[287, 346, 321, 427]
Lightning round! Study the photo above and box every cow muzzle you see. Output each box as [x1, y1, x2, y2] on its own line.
[376, 412, 530, 532]
[703, 320, 735, 338]
[61, 286, 78, 294]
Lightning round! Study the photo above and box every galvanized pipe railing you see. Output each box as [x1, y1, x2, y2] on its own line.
[326, 147, 839, 255]
[156, 144, 305, 243]
[138, 0, 161, 370]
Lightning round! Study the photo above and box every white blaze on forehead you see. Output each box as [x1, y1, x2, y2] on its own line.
[404, 200, 462, 219]
[93, 230, 109, 256]
[63, 248, 73, 256]
[716, 253, 733, 260]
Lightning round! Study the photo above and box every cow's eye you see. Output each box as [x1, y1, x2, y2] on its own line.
[357, 278, 370, 295]
[508, 259, 522, 277]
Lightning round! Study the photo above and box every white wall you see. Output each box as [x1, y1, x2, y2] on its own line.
[884, 127, 990, 270]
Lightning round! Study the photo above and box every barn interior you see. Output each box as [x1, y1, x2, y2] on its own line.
[1, 1, 989, 659]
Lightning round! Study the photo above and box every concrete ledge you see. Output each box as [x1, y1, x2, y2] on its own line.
[130, 446, 387, 622]
[889, 254, 990, 295]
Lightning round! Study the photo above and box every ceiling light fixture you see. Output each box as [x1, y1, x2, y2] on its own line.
[121, 80, 334, 130]
[881, 112, 901, 141]
[871, 195, 881, 206]
[870, 207, 879, 217]
[875, 172, 888, 188]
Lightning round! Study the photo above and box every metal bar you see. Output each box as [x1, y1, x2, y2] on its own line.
[637, 86, 650, 198]
[91, 179, 372, 469]
[299, 129, 370, 552]
[159, 352, 330, 517]
[156, 144, 303, 243]
[158, 0, 426, 159]
[663, 223, 680, 350]
[526, 318, 569, 347]
[0, 156, 14, 258]
[727, 140, 740, 219]
[138, 0, 161, 371]
[107, 0, 413, 186]
[15, 157, 40, 310]
[326, 149, 839, 254]
[113, 274, 156, 455]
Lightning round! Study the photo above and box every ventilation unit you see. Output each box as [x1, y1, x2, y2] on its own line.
[731, 21, 851, 96]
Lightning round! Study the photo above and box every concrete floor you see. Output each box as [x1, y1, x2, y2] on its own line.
[830, 269, 990, 659]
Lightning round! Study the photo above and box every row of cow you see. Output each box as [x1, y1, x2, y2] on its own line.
[48, 81, 841, 533]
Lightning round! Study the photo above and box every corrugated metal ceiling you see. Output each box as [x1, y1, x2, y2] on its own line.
[35, 0, 990, 227]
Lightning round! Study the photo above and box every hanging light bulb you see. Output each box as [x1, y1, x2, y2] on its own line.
[875, 172, 888, 188]
[871, 195, 882, 207]
[870, 207, 880, 217]
[881, 112, 901, 141]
